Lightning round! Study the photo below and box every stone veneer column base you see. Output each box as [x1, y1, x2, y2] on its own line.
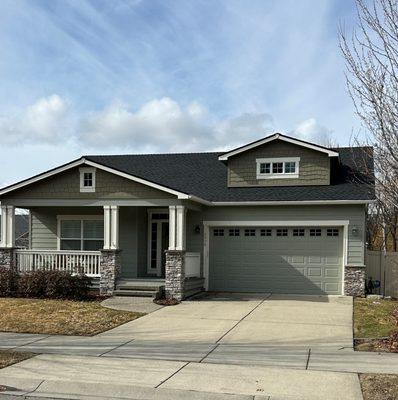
[100, 250, 121, 296]
[344, 266, 365, 296]
[0, 248, 15, 270]
[165, 250, 185, 301]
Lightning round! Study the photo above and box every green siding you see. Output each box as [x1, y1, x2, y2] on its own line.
[228, 140, 330, 187]
[7, 167, 175, 200]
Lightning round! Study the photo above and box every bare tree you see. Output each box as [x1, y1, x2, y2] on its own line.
[340, 0, 398, 251]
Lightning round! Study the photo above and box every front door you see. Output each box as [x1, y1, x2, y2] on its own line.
[148, 211, 169, 277]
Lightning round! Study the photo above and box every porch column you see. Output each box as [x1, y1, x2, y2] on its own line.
[100, 205, 121, 295]
[0, 205, 15, 270]
[165, 205, 186, 300]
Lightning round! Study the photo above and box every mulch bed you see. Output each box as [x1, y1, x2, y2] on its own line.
[154, 298, 180, 306]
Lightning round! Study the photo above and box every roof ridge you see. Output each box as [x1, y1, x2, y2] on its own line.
[84, 151, 222, 157]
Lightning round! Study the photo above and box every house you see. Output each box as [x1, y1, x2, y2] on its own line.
[0, 133, 375, 299]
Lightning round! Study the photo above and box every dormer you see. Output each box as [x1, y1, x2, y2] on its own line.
[219, 133, 339, 187]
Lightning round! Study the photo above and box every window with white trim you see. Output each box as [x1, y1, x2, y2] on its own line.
[229, 228, 240, 237]
[59, 217, 103, 250]
[293, 228, 305, 237]
[213, 228, 224, 237]
[80, 168, 96, 192]
[244, 229, 256, 236]
[256, 158, 300, 180]
[327, 228, 339, 237]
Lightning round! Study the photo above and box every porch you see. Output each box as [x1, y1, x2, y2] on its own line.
[0, 204, 204, 300]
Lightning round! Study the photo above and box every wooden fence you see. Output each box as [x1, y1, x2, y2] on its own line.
[366, 250, 398, 297]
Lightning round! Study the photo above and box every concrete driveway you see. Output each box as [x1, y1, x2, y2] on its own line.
[2, 294, 398, 400]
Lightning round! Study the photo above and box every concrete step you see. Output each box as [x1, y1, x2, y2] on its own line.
[117, 285, 163, 291]
[113, 289, 158, 297]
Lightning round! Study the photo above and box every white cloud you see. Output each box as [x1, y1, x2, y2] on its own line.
[0, 95, 71, 144]
[79, 97, 273, 152]
[290, 118, 336, 146]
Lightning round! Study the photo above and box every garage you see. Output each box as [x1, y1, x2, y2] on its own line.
[209, 226, 343, 295]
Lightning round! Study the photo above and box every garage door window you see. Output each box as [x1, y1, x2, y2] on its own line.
[327, 228, 339, 237]
[310, 228, 322, 237]
[244, 229, 256, 237]
[229, 229, 240, 237]
[214, 229, 224, 236]
[260, 229, 272, 236]
[276, 228, 288, 237]
[293, 228, 305, 237]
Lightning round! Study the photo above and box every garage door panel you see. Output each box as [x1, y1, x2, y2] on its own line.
[209, 226, 343, 295]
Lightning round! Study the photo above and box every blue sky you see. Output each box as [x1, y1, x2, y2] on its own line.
[0, 0, 362, 186]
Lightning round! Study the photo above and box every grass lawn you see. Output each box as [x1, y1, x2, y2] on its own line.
[360, 374, 398, 400]
[0, 298, 144, 336]
[0, 350, 34, 369]
[354, 298, 398, 338]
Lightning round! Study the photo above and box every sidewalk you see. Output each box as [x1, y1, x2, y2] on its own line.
[0, 354, 363, 400]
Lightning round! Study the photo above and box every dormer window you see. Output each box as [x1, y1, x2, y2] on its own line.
[79, 167, 96, 192]
[256, 157, 300, 179]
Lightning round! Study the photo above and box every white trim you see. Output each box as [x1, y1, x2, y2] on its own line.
[203, 220, 349, 295]
[79, 167, 96, 193]
[212, 200, 373, 206]
[57, 214, 103, 251]
[103, 206, 111, 250]
[256, 157, 300, 180]
[110, 205, 119, 249]
[218, 133, 339, 160]
[147, 208, 169, 276]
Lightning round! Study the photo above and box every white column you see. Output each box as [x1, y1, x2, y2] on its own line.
[176, 205, 186, 251]
[110, 206, 119, 249]
[6, 206, 15, 248]
[168, 206, 176, 250]
[0, 205, 14, 248]
[103, 206, 111, 250]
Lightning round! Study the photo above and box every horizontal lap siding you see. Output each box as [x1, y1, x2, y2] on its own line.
[202, 204, 366, 266]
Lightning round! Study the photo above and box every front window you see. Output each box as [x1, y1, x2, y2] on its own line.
[256, 158, 300, 179]
[60, 218, 103, 250]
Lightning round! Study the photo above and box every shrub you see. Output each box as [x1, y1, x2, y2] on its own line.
[18, 270, 92, 300]
[0, 267, 19, 297]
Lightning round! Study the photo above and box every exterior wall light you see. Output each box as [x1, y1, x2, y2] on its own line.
[194, 225, 201, 234]
[351, 225, 359, 236]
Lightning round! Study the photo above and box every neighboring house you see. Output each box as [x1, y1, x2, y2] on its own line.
[0, 133, 375, 299]
[0, 214, 29, 248]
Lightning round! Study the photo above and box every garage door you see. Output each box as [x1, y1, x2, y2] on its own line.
[209, 226, 343, 295]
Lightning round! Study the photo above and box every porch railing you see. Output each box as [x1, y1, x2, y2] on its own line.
[14, 250, 101, 277]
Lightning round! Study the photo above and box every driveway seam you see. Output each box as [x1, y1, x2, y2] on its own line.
[199, 343, 219, 363]
[215, 294, 272, 344]
[154, 361, 190, 388]
[10, 335, 52, 351]
[305, 348, 311, 369]
[98, 338, 136, 357]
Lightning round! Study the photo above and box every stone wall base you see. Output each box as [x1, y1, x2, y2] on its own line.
[344, 266, 365, 296]
[100, 250, 121, 296]
[165, 250, 185, 301]
[0, 248, 15, 270]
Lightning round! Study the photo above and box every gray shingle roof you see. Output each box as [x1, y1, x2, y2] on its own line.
[85, 146, 375, 202]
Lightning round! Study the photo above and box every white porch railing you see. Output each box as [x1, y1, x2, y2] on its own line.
[14, 250, 101, 277]
[185, 252, 201, 278]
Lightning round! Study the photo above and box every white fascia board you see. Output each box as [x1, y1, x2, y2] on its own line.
[0, 158, 85, 196]
[218, 134, 339, 160]
[211, 200, 373, 206]
[203, 220, 350, 227]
